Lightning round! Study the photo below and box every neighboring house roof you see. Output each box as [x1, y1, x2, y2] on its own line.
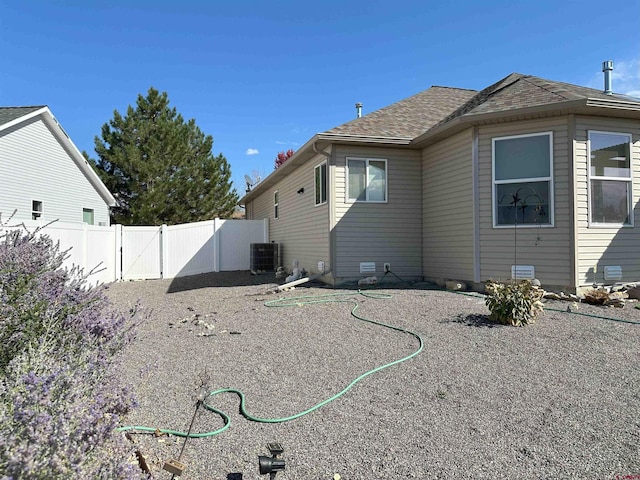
[0, 106, 116, 207]
[239, 71, 640, 205]
[0, 106, 46, 127]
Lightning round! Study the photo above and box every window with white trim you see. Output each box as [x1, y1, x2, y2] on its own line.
[347, 158, 387, 202]
[83, 208, 94, 225]
[588, 131, 632, 225]
[492, 132, 553, 227]
[315, 162, 327, 206]
[32, 200, 42, 220]
[274, 190, 279, 219]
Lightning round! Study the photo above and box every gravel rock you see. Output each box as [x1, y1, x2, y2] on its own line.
[105, 272, 640, 479]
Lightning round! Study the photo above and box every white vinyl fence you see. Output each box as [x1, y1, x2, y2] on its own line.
[3, 218, 268, 285]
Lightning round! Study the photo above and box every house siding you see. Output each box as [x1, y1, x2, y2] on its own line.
[574, 115, 640, 286]
[245, 154, 330, 274]
[333, 145, 422, 280]
[478, 117, 572, 287]
[421, 129, 475, 282]
[0, 117, 110, 225]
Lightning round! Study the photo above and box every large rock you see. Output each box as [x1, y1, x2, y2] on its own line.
[626, 286, 640, 300]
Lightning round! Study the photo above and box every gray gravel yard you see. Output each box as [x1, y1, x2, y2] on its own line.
[106, 272, 640, 480]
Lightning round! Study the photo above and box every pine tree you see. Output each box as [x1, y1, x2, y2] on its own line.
[90, 87, 238, 225]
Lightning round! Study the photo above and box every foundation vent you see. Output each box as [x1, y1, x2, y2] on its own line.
[604, 265, 622, 281]
[360, 262, 376, 274]
[511, 265, 535, 280]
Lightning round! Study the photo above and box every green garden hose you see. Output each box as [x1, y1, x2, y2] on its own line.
[118, 290, 424, 438]
[544, 306, 640, 325]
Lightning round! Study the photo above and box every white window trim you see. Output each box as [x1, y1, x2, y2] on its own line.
[345, 157, 388, 203]
[587, 130, 634, 228]
[314, 161, 327, 206]
[491, 131, 554, 228]
[274, 190, 279, 219]
[83, 208, 95, 225]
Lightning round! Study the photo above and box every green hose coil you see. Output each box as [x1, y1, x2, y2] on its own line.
[118, 290, 424, 438]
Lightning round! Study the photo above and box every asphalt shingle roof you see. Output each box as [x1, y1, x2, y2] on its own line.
[322, 86, 477, 139]
[0, 106, 46, 127]
[323, 73, 640, 141]
[437, 74, 640, 126]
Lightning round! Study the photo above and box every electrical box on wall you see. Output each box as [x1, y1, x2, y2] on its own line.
[317, 261, 325, 274]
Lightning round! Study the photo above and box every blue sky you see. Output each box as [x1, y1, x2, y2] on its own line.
[2, 0, 639, 194]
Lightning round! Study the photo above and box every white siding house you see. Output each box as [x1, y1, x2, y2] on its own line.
[0, 106, 115, 225]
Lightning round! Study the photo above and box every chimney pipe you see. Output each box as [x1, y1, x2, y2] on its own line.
[602, 60, 613, 95]
[355, 102, 362, 118]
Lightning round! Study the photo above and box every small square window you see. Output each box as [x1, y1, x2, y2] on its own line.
[347, 158, 387, 202]
[32, 200, 42, 220]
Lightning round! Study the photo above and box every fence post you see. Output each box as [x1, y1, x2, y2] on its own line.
[114, 224, 123, 281]
[161, 224, 168, 279]
[213, 218, 220, 272]
[82, 223, 88, 275]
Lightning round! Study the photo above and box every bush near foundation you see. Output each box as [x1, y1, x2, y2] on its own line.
[0, 226, 143, 479]
[485, 280, 544, 326]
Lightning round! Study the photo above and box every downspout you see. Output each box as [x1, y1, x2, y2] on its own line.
[313, 142, 335, 283]
[567, 114, 578, 291]
[312, 141, 331, 161]
[472, 126, 481, 284]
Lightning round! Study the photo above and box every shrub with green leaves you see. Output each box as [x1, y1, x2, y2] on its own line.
[0, 225, 143, 479]
[485, 280, 544, 326]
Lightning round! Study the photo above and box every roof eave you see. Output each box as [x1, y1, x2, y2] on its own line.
[316, 132, 413, 145]
[412, 97, 640, 148]
[239, 132, 413, 205]
[0, 106, 49, 132]
[40, 109, 117, 206]
[240, 134, 321, 205]
[1, 107, 116, 206]
[585, 97, 640, 110]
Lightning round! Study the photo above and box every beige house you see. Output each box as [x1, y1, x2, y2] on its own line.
[240, 72, 640, 293]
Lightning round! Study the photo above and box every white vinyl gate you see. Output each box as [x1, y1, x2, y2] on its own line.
[120, 219, 268, 281]
[6, 218, 268, 284]
[121, 226, 163, 280]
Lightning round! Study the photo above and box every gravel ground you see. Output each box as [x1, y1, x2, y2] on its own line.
[106, 272, 640, 480]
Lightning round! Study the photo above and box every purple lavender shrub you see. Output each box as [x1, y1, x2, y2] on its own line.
[0, 226, 144, 479]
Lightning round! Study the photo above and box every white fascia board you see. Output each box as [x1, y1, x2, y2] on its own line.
[240, 134, 320, 205]
[41, 108, 117, 206]
[585, 97, 640, 111]
[316, 133, 413, 145]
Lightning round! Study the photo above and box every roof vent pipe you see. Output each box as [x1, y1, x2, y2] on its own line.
[355, 102, 362, 118]
[602, 60, 613, 95]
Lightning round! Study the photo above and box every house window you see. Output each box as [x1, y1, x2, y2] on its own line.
[492, 132, 553, 227]
[588, 131, 632, 225]
[274, 191, 279, 219]
[347, 158, 387, 202]
[83, 208, 94, 225]
[32, 200, 43, 220]
[315, 162, 327, 206]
